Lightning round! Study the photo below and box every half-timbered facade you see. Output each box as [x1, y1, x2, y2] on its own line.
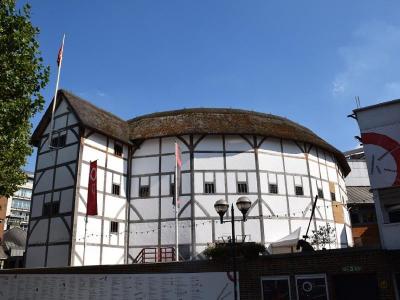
[25, 90, 352, 267]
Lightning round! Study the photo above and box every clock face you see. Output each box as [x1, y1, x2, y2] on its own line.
[362, 132, 400, 188]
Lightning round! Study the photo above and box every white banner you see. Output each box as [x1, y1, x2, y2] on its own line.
[0, 272, 238, 300]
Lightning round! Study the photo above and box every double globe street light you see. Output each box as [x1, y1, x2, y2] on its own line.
[213, 197, 252, 300]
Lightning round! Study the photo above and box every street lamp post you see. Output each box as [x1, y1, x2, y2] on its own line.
[214, 197, 252, 300]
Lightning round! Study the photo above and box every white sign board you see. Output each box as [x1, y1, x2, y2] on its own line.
[0, 272, 238, 300]
[355, 101, 400, 189]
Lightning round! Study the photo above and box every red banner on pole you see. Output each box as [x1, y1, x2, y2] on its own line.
[87, 161, 98, 216]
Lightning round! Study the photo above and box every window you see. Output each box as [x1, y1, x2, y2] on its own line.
[261, 276, 290, 300]
[237, 182, 248, 194]
[269, 184, 278, 194]
[110, 221, 119, 234]
[317, 188, 324, 199]
[43, 202, 52, 216]
[330, 192, 336, 201]
[204, 182, 215, 194]
[362, 211, 376, 223]
[50, 134, 66, 148]
[112, 184, 120, 195]
[170, 183, 175, 196]
[296, 274, 328, 300]
[295, 186, 304, 196]
[114, 143, 123, 157]
[52, 202, 60, 215]
[350, 211, 360, 225]
[139, 185, 150, 197]
[42, 202, 59, 217]
[388, 206, 400, 223]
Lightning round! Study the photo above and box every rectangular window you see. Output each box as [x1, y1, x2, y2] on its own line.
[318, 188, 324, 199]
[388, 208, 400, 223]
[261, 276, 291, 300]
[330, 192, 336, 201]
[170, 183, 175, 196]
[237, 182, 248, 194]
[296, 274, 328, 300]
[43, 202, 52, 217]
[295, 186, 304, 196]
[350, 211, 360, 225]
[110, 221, 119, 234]
[52, 202, 60, 215]
[269, 184, 278, 194]
[112, 184, 120, 195]
[50, 134, 66, 148]
[42, 202, 59, 217]
[139, 185, 150, 197]
[114, 143, 123, 157]
[204, 182, 215, 194]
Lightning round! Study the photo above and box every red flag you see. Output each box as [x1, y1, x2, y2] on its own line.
[87, 161, 98, 215]
[173, 142, 182, 206]
[176, 142, 182, 169]
[57, 40, 64, 66]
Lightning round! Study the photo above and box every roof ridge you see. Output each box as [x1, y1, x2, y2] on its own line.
[129, 107, 292, 123]
[60, 89, 128, 123]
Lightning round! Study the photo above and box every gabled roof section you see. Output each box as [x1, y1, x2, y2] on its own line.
[31, 89, 131, 146]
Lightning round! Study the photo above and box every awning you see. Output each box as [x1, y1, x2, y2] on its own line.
[270, 228, 301, 248]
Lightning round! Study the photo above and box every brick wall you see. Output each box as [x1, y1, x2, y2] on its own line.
[1, 248, 399, 299]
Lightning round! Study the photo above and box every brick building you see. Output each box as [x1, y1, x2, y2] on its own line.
[344, 148, 380, 247]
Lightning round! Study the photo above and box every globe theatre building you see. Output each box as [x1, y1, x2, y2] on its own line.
[25, 90, 352, 267]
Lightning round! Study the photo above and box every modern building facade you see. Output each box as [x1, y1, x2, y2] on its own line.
[5, 172, 33, 231]
[352, 98, 400, 250]
[344, 148, 380, 247]
[25, 90, 353, 268]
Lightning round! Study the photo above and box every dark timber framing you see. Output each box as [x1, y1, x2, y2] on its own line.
[29, 105, 351, 267]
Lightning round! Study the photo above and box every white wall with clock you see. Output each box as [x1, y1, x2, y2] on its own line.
[354, 99, 400, 250]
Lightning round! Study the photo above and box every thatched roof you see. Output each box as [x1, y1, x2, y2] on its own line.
[31, 90, 350, 175]
[31, 90, 130, 145]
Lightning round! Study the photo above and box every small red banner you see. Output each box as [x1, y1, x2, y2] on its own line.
[87, 161, 98, 216]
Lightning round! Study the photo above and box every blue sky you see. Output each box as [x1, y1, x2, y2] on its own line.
[24, 0, 400, 171]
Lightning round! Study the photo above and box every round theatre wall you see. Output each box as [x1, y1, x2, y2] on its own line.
[127, 109, 351, 260]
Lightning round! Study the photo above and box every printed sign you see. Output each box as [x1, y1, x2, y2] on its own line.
[0, 272, 238, 300]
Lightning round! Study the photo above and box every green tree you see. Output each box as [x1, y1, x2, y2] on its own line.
[0, 0, 49, 197]
[310, 224, 336, 249]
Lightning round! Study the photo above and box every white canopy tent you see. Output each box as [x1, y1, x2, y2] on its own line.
[267, 227, 301, 254]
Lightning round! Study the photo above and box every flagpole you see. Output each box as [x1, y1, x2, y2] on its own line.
[175, 142, 179, 262]
[83, 214, 88, 265]
[82, 161, 90, 266]
[48, 33, 65, 148]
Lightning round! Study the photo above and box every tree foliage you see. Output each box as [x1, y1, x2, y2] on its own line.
[310, 224, 336, 249]
[204, 242, 266, 260]
[0, 0, 49, 197]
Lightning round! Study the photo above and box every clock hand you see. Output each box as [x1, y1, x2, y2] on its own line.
[376, 165, 381, 174]
[370, 154, 375, 175]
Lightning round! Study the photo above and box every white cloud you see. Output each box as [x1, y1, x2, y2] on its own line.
[96, 90, 107, 97]
[332, 21, 400, 103]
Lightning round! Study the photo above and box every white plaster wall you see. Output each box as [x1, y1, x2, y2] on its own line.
[128, 134, 351, 259]
[72, 131, 128, 266]
[47, 245, 70, 267]
[26, 98, 80, 268]
[25, 246, 46, 268]
[345, 160, 370, 186]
